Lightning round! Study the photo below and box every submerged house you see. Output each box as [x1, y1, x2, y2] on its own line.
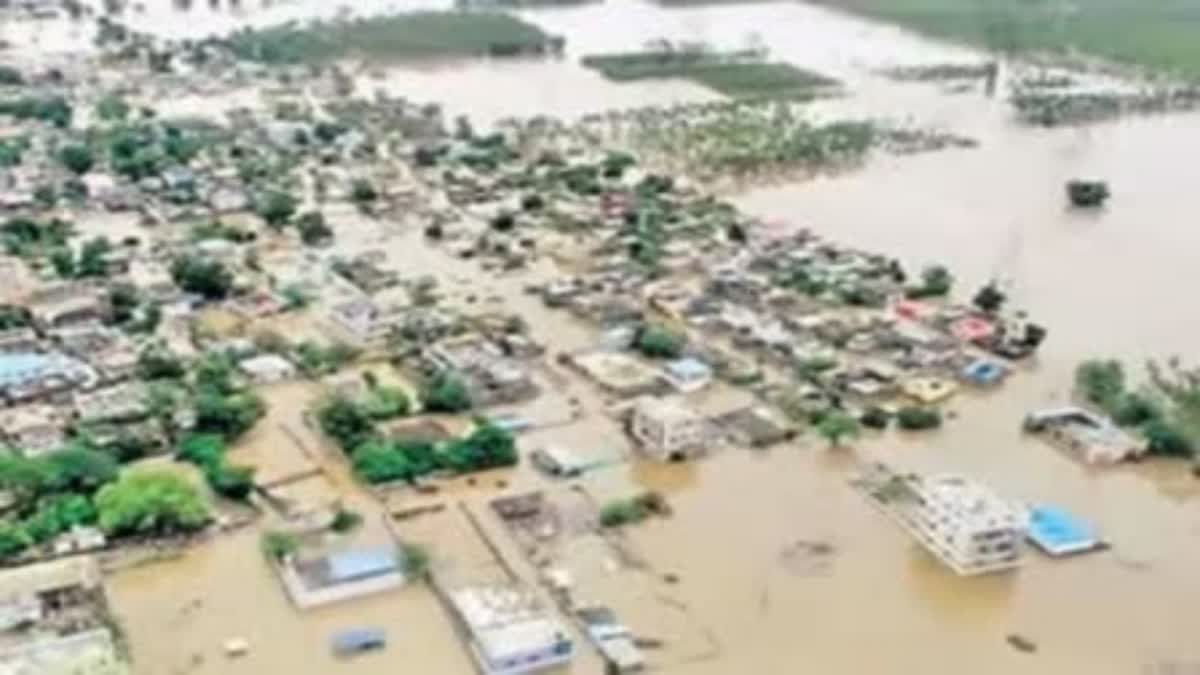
[448, 584, 573, 675]
[278, 546, 406, 609]
[1023, 406, 1146, 465]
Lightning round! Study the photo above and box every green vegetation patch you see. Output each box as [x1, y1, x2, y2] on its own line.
[225, 11, 560, 65]
[808, 0, 1200, 80]
[583, 50, 837, 99]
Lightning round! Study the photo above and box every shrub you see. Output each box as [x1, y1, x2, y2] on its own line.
[860, 406, 891, 430]
[261, 530, 298, 562]
[896, 406, 942, 431]
[330, 507, 363, 533]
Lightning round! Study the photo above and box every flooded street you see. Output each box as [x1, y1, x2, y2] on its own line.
[42, 0, 1200, 674]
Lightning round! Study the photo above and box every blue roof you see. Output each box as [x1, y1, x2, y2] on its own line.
[0, 353, 56, 386]
[666, 357, 711, 378]
[326, 548, 399, 582]
[962, 359, 1005, 384]
[1028, 505, 1099, 556]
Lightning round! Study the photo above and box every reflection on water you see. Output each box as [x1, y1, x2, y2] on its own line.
[16, 0, 1200, 673]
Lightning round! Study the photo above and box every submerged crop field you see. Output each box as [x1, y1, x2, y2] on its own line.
[582, 47, 838, 99]
[809, 0, 1200, 79]
[224, 11, 561, 64]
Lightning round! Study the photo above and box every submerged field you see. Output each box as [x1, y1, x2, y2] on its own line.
[224, 11, 559, 64]
[808, 0, 1200, 79]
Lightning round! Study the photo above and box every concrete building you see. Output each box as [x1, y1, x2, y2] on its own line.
[326, 298, 408, 347]
[26, 284, 106, 330]
[0, 405, 65, 458]
[279, 546, 406, 609]
[907, 474, 1024, 574]
[0, 352, 96, 403]
[238, 353, 298, 383]
[630, 397, 707, 461]
[661, 357, 712, 393]
[860, 467, 1025, 576]
[449, 585, 573, 675]
[1023, 406, 1146, 465]
[72, 382, 148, 423]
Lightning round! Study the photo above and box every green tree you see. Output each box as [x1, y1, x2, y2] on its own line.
[138, 348, 186, 380]
[43, 446, 119, 494]
[42, 493, 98, 529]
[0, 66, 24, 85]
[906, 265, 953, 299]
[77, 236, 111, 277]
[1075, 359, 1126, 410]
[261, 530, 299, 562]
[817, 412, 860, 447]
[49, 247, 75, 278]
[256, 190, 298, 229]
[972, 282, 1006, 314]
[400, 541, 431, 580]
[0, 457, 50, 506]
[351, 441, 412, 484]
[896, 406, 942, 431]
[349, 179, 378, 211]
[364, 385, 411, 420]
[193, 390, 264, 440]
[171, 255, 234, 299]
[162, 126, 201, 163]
[296, 211, 332, 245]
[313, 121, 347, 143]
[1143, 419, 1194, 458]
[329, 507, 362, 533]
[317, 395, 375, 451]
[204, 463, 256, 500]
[635, 324, 684, 359]
[59, 144, 95, 175]
[95, 471, 210, 536]
[33, 184, 57, 209]
[420, 371, 472, 413]
[108, 283, 139, 324]
[0, 522, 31, 560]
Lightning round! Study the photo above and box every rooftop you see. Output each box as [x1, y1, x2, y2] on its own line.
[451, 586, 570, 663]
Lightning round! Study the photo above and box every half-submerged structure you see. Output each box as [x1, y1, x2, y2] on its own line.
[854, 464, 1025, 575]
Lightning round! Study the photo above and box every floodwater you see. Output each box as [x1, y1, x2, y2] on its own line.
[34, 0, 1200, 673]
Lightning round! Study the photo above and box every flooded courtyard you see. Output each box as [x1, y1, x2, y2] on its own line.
[24, 0, 1200, 673]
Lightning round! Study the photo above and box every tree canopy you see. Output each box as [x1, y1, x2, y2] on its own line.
[635, 324, 685, 359]
[171, 255, 234, 299]
[420, 371, 472, 413]
[59, 144, 95, 175]
[817, 412, 860, 447]
[95, 471, 210, 536]
[256, 190, 298, 228]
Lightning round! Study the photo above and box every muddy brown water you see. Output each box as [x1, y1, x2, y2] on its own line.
[29, 0, 1198, 673]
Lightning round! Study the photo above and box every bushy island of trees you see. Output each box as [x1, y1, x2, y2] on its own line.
[315, 370, 516, 485]
[1075, 358, 1199, 458]
[0, 443, 210, 561]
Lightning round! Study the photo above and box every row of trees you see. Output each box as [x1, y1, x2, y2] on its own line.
[816, 404, 943, 447]
[350, 422, 518, 484]
[314, 369, 513, 484]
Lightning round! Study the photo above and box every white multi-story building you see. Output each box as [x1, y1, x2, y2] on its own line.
[450, 585, 573, 675]
[901, 474, 1025, 575]
[630, 397, 707, 461]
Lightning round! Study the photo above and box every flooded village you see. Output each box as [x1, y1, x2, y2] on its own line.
[0, 1, 1197, 674]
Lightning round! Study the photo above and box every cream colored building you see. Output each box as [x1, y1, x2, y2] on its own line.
[630, 397, 707, 461]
